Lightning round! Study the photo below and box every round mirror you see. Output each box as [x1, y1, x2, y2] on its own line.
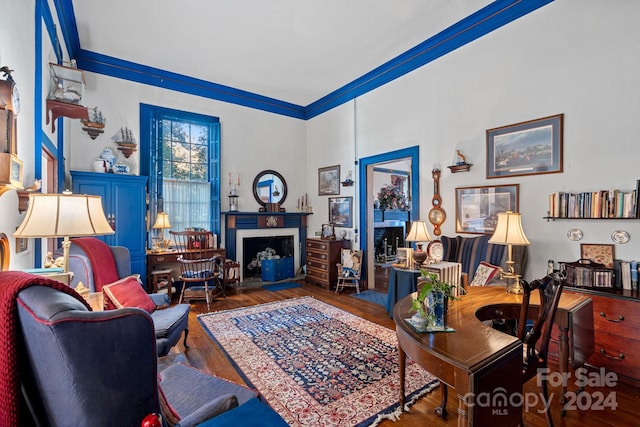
[252, 170, 287, 209]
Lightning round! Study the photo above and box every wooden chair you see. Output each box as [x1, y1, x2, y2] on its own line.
[434, 273, 563, 427]
[335, 249, 363, 294]
[170, 230, 224, 311]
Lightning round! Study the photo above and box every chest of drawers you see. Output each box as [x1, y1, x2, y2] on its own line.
[305, 238, 350, 290]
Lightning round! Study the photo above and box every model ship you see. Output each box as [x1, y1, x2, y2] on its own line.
[81, 107, 106, 139]
[112, 127, 138, 158]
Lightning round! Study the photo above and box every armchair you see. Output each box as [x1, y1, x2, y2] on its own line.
[61, 237, 189, 356]
[7, 273, 286, 426]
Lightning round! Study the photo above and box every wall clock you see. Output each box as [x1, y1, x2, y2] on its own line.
[428, 169, 446, 236]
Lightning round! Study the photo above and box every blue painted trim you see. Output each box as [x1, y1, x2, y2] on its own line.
[52, 0, 81, 58]
[77, 51, 306, 120]
[41, 0, 62, 62]
[304, 0, 553, 119]
[358, 146, 420, 270]
[52, 0, 553, 120]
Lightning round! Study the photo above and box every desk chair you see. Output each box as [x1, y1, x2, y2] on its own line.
[170, 230, 225, 311]
[434, 273, 563, 427]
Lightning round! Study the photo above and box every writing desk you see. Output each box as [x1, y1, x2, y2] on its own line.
[146, 248, 226, 292]
[393, 286, 593, 426]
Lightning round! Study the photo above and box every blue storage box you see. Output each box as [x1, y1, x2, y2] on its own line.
[261, 257, 294, 282]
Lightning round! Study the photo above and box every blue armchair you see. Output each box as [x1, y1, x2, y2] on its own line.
[58, 237, 189, 357]
[13, 280, 287, 426]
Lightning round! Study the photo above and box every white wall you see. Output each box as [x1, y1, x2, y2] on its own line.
[307, 0, 640, 280]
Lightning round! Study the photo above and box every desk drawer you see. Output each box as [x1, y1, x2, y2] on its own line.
[590, 295, 638, 339]
[588, 332, 640, 380]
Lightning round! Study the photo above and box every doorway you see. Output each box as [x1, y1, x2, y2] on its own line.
[358, 146, 420, 291]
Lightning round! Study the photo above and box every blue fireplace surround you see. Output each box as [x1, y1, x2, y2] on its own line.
[223, 212, 312, 266]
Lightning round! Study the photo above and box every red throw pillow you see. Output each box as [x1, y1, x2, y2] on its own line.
[470, 261, 501, 286]
[102, 276, 156, 313]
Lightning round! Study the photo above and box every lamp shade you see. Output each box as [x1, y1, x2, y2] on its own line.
[14, 193, 114, 238]
[152, 212, 171, 229]
[406, 220, 432, 243]
[488, 211, 530, 246]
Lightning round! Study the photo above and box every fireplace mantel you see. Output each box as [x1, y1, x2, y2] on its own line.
[223, 211, 312, 265]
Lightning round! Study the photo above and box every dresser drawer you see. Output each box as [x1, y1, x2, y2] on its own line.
[588, 332, 640, 380]
[307, 267, 329, 283]
[590, 295, 638, 339]
[307, 258, 330, 272]
[307, 239, 331, 252]
[307, 249, 329, 262]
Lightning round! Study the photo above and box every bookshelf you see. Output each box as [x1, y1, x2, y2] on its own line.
[547, 183, 640, 220]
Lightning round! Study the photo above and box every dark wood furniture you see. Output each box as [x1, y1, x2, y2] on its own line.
[562, 288, 640, 387]
[394, 286, 594, 427]
[305, 238, 350, 290]
[146, 248, 226, 293]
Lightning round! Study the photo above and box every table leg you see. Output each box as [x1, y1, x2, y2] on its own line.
[558, 325, 569, 416]
[398, 345, 406, 410]
[457, 393, 469, 427]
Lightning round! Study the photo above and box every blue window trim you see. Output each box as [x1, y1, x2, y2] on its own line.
[140, 104, 221, 236]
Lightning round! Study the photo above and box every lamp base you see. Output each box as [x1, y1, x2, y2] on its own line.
[412, 248, 428, 268]
[506, 277, 524, 294]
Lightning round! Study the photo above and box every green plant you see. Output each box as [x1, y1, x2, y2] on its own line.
[410, 271, 460, 318]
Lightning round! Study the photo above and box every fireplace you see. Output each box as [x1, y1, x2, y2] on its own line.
[374, 221, 406, 263]
[242, 235, 294, 280]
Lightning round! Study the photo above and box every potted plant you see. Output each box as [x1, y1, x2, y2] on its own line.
[409, 271, 460, 331]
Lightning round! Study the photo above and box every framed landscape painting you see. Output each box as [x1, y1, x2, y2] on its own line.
[486, 114, 563, 179]
[455, 184, 519, 234]
[329, 197, 353, 227]
[318, 165, 340, 195]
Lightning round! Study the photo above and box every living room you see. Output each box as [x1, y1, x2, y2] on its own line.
[1, 1, 639, 426]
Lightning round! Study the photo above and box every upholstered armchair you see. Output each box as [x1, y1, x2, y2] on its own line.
[59, 237, 190, 356]
[10, 277, 287, 427]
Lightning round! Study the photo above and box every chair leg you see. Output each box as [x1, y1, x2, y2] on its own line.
[178, 282, 186, 304]
[355, 279, 360, 294]
[182, 327, 190, 349]
[204, 282, 211, 311]
[435, 382, 448, 418]
[541, 376, 554, 427]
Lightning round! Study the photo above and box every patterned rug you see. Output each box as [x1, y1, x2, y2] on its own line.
[198, 297, 438, 426]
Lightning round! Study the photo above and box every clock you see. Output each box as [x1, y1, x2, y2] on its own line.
[428, 169, 446, 236]
[0, 72, 19, 155]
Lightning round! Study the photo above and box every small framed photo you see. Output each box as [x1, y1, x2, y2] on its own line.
[329, 197, 352, 227]
[321, 223, 335, 240]
[486, 114, 563, 179]
[318, 165, 340, 195]
[455, 184, 519, 234]
[580, 243, 615, 269]
[396, 247, 411, 268]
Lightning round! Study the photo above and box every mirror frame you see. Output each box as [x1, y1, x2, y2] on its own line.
[252, 169, 287, 210]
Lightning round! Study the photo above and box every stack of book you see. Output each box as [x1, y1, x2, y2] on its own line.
[615, 260, 640, 291]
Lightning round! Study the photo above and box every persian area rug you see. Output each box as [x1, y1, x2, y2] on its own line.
[350, 290, 387, 308]
[198, 297, 438, 427]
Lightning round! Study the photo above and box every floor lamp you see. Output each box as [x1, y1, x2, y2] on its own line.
[488, 211, 531, 294]
[14, 192, 114, 273]
[406, 220, 432, 268]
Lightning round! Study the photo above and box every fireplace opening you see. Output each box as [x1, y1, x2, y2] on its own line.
[374, 223, 406, 263]
[242, 235, 294, 280]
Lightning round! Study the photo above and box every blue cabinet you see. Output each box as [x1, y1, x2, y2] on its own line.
[71, 171, 148, 282]
[262, 257, 294, 282]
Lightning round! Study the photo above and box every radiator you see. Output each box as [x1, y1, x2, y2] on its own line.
[421, 262, 462, 296]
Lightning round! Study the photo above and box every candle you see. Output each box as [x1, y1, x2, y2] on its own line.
[237, 173, 240, 186]
[228, 172, 232, 186]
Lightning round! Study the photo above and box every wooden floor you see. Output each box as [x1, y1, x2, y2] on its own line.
[164, 281, 639, 427]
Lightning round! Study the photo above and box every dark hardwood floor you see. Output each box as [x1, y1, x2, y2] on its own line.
[164, 282, 639, 427]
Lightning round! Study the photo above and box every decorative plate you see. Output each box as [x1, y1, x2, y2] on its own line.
[611, 230, 630, 244]
[567, 228, 583, 241]
[427, 240, 444, 262]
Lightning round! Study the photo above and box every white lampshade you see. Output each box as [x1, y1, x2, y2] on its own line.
[488, 211, 530, 246]
[406, 220, 432, 243]
[14, 192, 114, 272]
[152, 212, 171, 229]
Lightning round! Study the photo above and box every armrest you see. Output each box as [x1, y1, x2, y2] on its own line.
[149, 293, 171, 308]
[175, 394, 238, 427]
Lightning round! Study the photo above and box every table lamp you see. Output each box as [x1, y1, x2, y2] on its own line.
[488, 211, 531, 294]
[152, 212, 171, 251]
[14, 192, 114, 272]
[406, 220, 432, 268]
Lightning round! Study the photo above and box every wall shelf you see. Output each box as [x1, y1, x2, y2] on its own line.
[46, 99, 88, 132]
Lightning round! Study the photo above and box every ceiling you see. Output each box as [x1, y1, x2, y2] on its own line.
[63, 1, 548, 117]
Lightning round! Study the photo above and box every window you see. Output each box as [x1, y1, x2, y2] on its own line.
[141, 105, 220, 244]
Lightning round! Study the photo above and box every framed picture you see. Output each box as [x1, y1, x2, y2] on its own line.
[580, 243, 615, 269]
[318, 165, 340, 195]
[396, 247, 411, 268]
[321, 223, 335, 240]
[329, 197, 352, 227]
[486, 114, 563, 179]
[455, 184, 519, 234]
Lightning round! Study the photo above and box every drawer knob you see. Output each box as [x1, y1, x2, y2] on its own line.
[157, 257, 165, 262]
[600, 348, 625, 361]
[599, 312, 624, 322]
[494, 309, 504, 317]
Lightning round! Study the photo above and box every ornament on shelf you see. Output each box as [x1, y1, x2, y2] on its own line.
[447, 149, 472, 173]
[112, 127, 137, 158]
[81, 107, 106, 139]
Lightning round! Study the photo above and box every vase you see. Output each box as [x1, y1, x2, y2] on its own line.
[426, 291, 448, 329]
